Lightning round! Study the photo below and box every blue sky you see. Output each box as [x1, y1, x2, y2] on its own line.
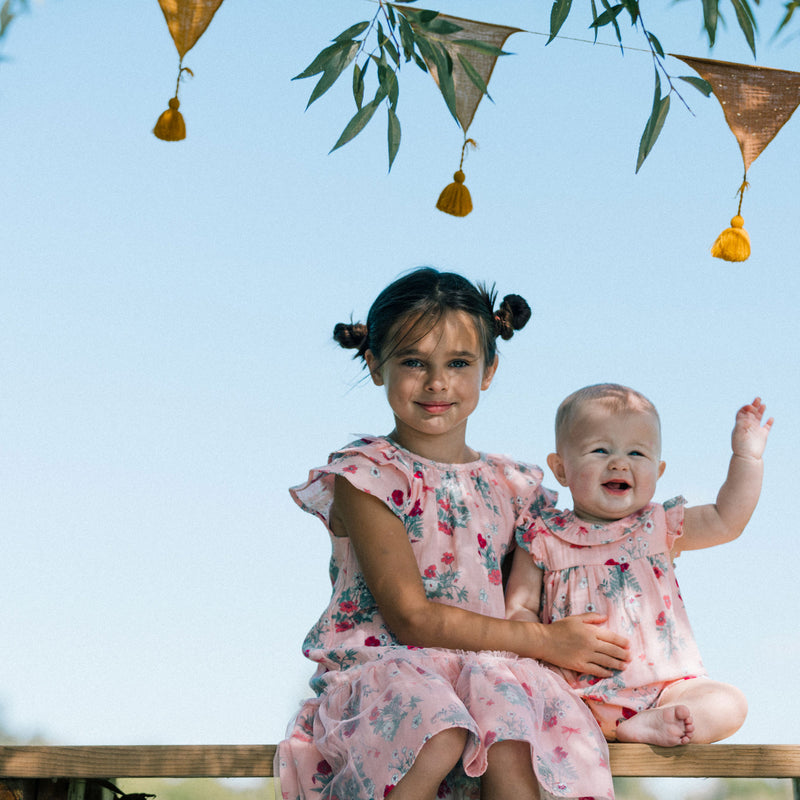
[3, 1, 798, 793]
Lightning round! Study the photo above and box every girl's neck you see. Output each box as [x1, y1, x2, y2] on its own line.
[388, 425, 479, 464]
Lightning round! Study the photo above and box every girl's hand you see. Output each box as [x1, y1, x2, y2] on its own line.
[732, 397, 773, 460]
[540, 613, 630, 676]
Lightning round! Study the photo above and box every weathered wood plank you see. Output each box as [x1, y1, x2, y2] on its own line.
[608, 743, 800, 778]
[0, 747, 276, 778]
[2, 743, 800, 780]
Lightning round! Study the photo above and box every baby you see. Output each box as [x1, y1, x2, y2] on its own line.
[506, 383, 772, 746]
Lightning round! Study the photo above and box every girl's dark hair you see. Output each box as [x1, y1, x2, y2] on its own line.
[332, 267, 531, 368]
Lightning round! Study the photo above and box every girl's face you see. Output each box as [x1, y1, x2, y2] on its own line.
[546, 400, 666, 524]
[365, 310, 497, 463]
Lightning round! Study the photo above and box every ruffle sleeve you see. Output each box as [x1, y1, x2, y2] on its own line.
[663, 495, 688, 553]
[289, 436, 422, 527]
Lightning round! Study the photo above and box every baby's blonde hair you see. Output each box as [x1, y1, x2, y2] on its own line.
[554, 383, 660, 451]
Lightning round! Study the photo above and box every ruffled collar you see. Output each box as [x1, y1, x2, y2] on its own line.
[537, 502, 662, 546]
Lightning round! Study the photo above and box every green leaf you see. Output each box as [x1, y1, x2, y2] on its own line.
[548, 0, 573, 44]
[333, 21, 369, 43]
[306, 41, 359, 108]
[618, 0, 639, 25]
[730, 0, 757, 57]
[432, 42, 459, 125]
[647, 31, 664, 58]
[702, 0, 718, 46]
[384, 38, 401, 67]
[679, 75, 713, 97]
[352, 60, 366, 109]
[636, 71, 670, 173]
[378, 62, 400, 110]
[387, 106, 401, 170]
[456, 39, 510, 57]
[457, 53, 492, 102]
[330, 100, 380, 153]
[398, 15, 416, 60]
[293, 40, 352, 81]
[774, 1, 800, 39]
[590, 4, 624, 28]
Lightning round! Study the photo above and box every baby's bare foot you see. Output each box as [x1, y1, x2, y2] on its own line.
[616, 705, 694, 746]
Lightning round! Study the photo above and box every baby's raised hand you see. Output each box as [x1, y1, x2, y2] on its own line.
[732, 397, 773, 460]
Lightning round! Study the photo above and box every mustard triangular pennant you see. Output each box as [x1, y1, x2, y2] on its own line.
[674, 55, 800, 171]
[157, 0, 225, 60]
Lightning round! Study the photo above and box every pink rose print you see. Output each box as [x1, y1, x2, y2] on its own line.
[605, 559, 630, 572]
[364, 636, 381, 647]
[441, 552, 455, 565]
[414, 470, 424, 479]
[664, 595, 672, 609]
[335, 620, 354, 632]
[656, 612, 666, 627]
[391, 489, 404, 507]
[384, 785, 395, 797]
[553, 746, 568, 763]
[544, 715, 558, 729]
[339, 601, 357, 614]
[438, 520, 454, 536]
[317, 760, 332, 776]
[477, 533, 487, 549]
[342, 465, 357, 473]
[488, 569, 502, 585]
[409, 499, 423, 517]
[653, 564, 664, 578]
[424, 565, 437, 578]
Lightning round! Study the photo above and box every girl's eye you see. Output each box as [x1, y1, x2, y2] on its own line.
[449, 359, 470, 368]
[401, 358, 424, 368]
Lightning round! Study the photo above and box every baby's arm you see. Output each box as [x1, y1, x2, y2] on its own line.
[505, 545, 631, 675]
[681, 398, 773, 551]
[334, 476, 630, 675]
[505, 547, 543, 622]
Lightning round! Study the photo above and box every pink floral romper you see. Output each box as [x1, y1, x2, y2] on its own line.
[516, 498, 707, 738]
[276, 437, 615, 800]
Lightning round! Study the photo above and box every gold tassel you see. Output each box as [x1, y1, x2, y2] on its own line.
[153, 96, 186, 141]
[711, 176, 750, 262]
[436, 138, 477, 217]
[436, 170, 472, 217]
[711, 215, 750, 262]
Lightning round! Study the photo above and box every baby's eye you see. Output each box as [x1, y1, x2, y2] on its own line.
[592, 447, 609, 454]
[629, 450, 645, 457]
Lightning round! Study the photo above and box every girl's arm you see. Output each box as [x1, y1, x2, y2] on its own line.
[681, 398, 773, 551]
[333, 475, 630, 676]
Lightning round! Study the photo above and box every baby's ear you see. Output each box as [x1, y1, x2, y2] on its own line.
[546, 452, 569, 487]
[658, 460, 666, 479]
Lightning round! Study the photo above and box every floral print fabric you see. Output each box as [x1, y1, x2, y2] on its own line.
[276, 437, 615, 800]
[516, 498, 707, 725]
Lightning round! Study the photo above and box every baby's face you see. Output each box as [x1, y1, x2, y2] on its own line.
[552, 400, 665, 524]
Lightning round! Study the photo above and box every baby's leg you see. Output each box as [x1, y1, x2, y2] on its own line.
[390, 727, 467, 800]
[656, 678, 747, 743]
[481, 740, 539, 800]
[615, 678, 747, 746]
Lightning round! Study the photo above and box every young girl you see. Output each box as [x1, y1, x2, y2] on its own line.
[276, 269, 630, 800]
[506, 383, 772, 748]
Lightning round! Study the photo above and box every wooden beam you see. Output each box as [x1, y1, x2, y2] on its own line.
[2, 743, 800, 780]
[608, 743, 800, 778]
[0, 747, 276, 779]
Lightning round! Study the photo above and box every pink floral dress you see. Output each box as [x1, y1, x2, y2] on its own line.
[516, 498, 707, 737]
[276, 437, 615, 800]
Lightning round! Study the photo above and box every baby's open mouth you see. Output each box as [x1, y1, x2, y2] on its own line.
[603, 481, 631, 492]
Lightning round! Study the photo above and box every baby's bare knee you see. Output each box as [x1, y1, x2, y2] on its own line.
[418, 727, 468, 771]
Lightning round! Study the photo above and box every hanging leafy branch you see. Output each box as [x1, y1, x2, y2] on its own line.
[295, 0, 795, 172]
[293, 1, 509, 170]
[0, 0, 28, 49]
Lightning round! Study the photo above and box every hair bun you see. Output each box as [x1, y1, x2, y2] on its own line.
[494, 294, 531, 340]
[333, 321, 369, 351]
